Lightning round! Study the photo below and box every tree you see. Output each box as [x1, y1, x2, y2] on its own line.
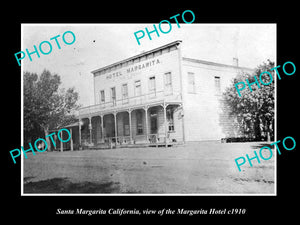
[221, 60, 275, 141]
[23, 69, 80, 150]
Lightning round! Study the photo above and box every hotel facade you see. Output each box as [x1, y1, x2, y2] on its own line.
[70, 40, 254, 149]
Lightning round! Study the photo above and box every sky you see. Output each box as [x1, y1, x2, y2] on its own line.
[22, 24, 276, 107]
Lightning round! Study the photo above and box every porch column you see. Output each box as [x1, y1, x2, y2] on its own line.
[88, 117, 92, 144]
[78, 118, 82, 149]
[100, 114, 104, 142]
[114, 112, 117, 145]
[144, 106, 149, 143]
[180, 103, 185, 144]
[70, 128, 73, 151]
[163, 103, 168, 148]
[128, 109, 132, 144]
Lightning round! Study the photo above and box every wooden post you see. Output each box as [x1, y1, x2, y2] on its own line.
[100, 115, 104, 143]
[128, 110, 132, 144]
[114, 112, 117, 148]
[144, 106, 149, 143]
[89, 117, 92, 145]
[70, 128, 73, 151]
[60, 131, 63, 152]
[163, 103, 167, 148]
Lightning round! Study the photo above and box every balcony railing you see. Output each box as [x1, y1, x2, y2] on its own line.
[84, 133, 170, 149]
[79, 90, 181, 116]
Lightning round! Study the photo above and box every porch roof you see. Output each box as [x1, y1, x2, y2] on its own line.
[79, 99, 182, 119]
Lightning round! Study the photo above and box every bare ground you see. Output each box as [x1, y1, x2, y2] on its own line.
[23, 141, 275, 194]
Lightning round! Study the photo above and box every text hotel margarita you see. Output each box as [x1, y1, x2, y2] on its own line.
[71, 40, 254, 149]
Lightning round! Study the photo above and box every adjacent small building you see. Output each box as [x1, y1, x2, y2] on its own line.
[76, 40, 254, 149]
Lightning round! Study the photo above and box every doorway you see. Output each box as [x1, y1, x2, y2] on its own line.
[150, 109, 158, 134]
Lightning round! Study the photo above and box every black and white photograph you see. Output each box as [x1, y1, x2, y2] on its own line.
[3, 4, 298, 221]
[21, 24, 276, 195]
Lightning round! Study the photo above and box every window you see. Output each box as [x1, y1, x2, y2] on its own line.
[164, 72, 172, 94]
[188, 72, 196, 93]
[111, 87, 116, 105]
[122, 84, 128, 98]
[135, 80, 142, 96]
[167, 108, 175, 132]
[100, 90, 105, 104]
[149, 76, 156, 93]
[150, 109, 158, 134]
[122, 83, 128, 103]
[136, 110, 143, 135]
[214, 76, 221, 94]
[123, 115, 130, 136]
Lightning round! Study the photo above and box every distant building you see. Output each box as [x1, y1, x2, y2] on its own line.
[75, 40, 253, 149]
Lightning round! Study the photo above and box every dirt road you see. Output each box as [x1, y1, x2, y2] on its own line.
[23, 141, 275, 194]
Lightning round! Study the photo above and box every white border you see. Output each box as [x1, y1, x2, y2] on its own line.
[21, 23, 277, 196]
[21, 24, 24, 195]
[274, 23, 278, 196]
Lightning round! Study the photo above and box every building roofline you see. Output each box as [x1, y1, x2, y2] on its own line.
[91, 40, 182, 74]
[182, 57, 254, 71]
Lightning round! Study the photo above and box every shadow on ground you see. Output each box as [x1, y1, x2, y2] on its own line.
[24, 177, 120, 194]
[250, 143, 272, 150]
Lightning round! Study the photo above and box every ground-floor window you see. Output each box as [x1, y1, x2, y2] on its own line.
[136, 110, 143, 135]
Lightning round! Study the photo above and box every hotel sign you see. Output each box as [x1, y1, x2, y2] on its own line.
[106, 59, 160, 80]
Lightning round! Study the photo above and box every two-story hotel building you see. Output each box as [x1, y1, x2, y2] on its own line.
[74, 40, 254, 149]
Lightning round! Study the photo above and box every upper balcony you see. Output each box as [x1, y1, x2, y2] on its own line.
[79, 90, 182, 118]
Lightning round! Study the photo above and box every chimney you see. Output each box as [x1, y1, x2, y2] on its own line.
[233, 57, 239, 67]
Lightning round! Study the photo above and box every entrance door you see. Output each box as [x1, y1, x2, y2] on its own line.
[150, 110, 158, 134]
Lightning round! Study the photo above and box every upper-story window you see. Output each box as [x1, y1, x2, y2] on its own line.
[111, 87, 116, 105]
[214, 76, 221, 94]
[149, 76, 156, 93]
[122, 83, 128, 98]
[164, 72, 172, 94]
[135, 80, 142, 96]
[122, 83, 128, 104]
[100, 90, 105, 104]
[188, 72, 196, 93]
